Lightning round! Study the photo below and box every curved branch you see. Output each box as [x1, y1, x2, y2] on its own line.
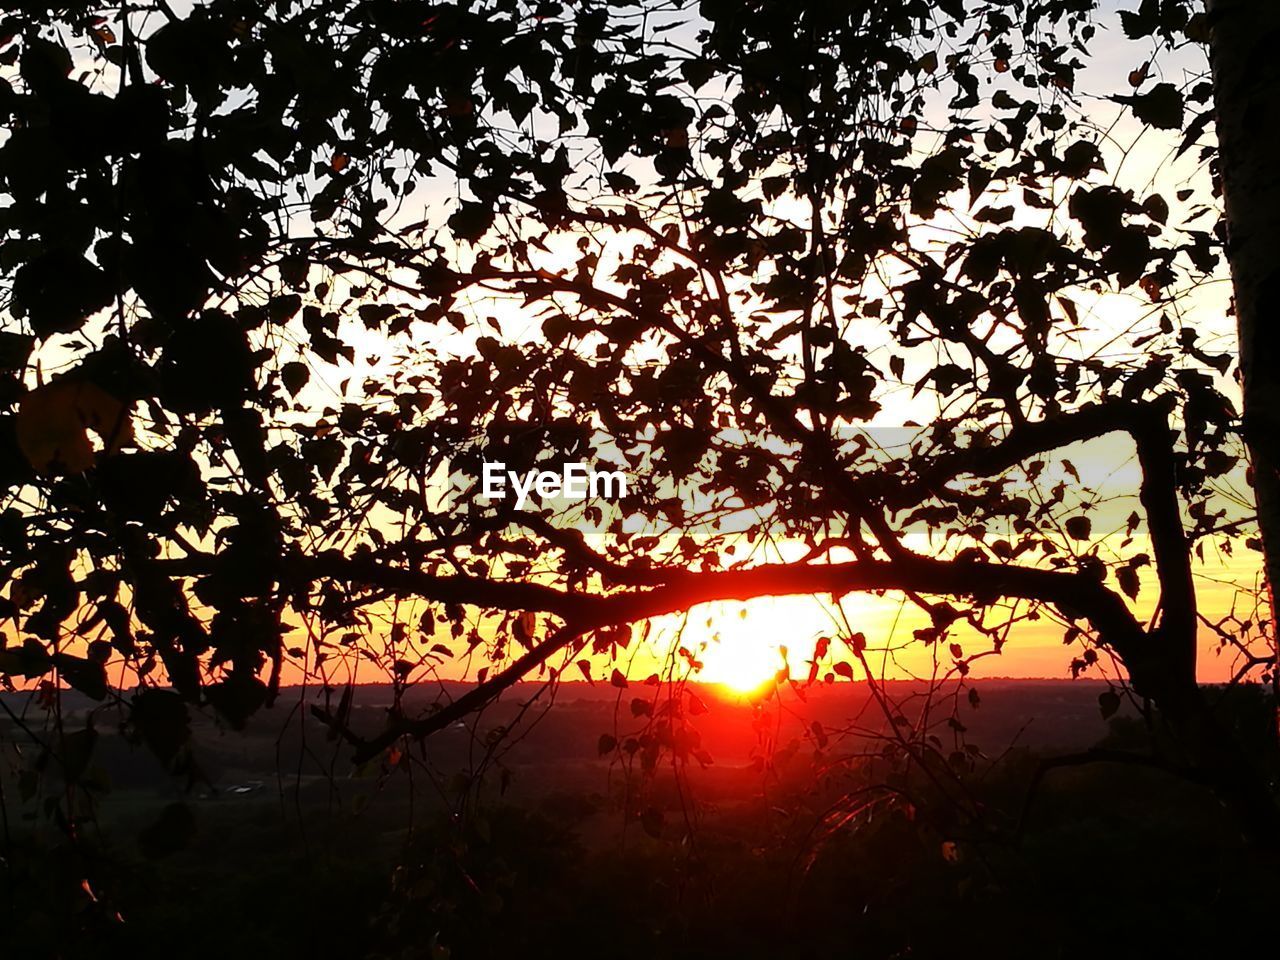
[310, 551, 1152, 762]
[318, 622, 587, 763]
[882, 397, 1196, 664]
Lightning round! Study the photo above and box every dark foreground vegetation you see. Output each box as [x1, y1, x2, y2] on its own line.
[3, 680, 1276, 960]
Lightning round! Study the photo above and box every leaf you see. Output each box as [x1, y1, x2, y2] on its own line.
[17, 380, 133, 474]
[448, 202, 495, 242]
[205, 674, 267, 730]
[0, 641, 51, 680]
[269, 294, 303, 324]
[130, 689, 191, 766]
[1142, 194, 1169, 224]
[513, 611, 537, 646]
[1119, 8, 1156, 40]
[281, 361, 309, 396]
[680, 57, 715, 91]
[1117, 565, 1140, 601]
[597, 733, 617, 755]
[1174, 109, 1212, 160]
[1184, 12, 1210, 43]
[974, 206, 1015, 224]
[55, 654, 108, 701]
[609, 668, 628, 689]
[833, 661, 854, 679]
[358, 303, 397, 328]
[1060, 140, 1102, 179]
[1064, 516, 1092, 541]
[1098, 689, 1122, 720]
[1120, 82, 1183, 130]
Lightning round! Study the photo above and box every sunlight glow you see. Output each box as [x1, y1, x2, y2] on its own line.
[696, 597, 825, 694]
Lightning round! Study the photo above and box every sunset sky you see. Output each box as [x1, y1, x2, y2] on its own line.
[4, 1, 1268, 699]
[272, 10, 1265, 694]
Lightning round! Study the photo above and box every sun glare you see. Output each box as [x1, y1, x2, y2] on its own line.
[701, 635, 783, 695]
[697, 597, 826, 695]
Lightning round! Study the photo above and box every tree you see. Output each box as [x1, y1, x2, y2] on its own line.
[1204, 0, 1280, 710]
[1, 0, 1277, 862]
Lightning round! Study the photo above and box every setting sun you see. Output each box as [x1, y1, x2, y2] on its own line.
[701, 635, 783, 694]
[696, 597, 825, 694]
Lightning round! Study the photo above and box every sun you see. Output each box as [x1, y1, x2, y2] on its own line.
[696, 597, 825, 695]
[701, 633, 784, 695]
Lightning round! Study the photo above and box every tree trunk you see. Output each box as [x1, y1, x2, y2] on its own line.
[1206, 0, 1280, 715]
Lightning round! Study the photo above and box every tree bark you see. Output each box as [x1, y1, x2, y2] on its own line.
[1206, 0, 1280, 714]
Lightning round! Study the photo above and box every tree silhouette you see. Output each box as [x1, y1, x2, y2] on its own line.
[1, 0, 1277, 866]
[1205, 0, 1280, 695]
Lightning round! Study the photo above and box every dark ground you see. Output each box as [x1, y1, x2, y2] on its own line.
[1, 679, 1276, 959]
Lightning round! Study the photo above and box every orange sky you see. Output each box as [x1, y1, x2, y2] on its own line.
[274, 537, 1268, 696]
[8, 16, 1270, 698]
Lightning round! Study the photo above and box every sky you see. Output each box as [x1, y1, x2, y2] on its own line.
[4, 2, 1271, 698]
[295, 4, 1268, 691]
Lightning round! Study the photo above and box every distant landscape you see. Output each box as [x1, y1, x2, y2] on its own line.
[5, 678, 1276, 958]
[2, 677, 1153, 800]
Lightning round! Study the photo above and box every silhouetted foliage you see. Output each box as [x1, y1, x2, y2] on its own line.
[2, 0, 1279, 955]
